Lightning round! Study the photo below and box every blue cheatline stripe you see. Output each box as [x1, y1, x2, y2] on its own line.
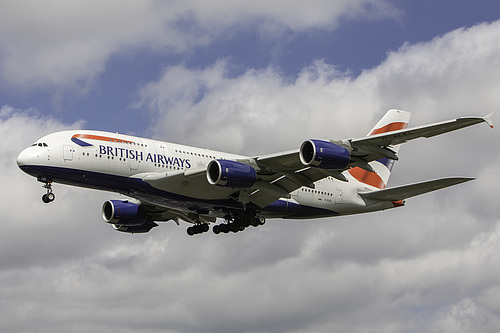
[71, 137, 93, 147]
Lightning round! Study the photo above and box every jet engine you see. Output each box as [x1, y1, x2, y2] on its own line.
[102, 200, 147, 226]
[207, 160, 256, 188]
[102, 200, 158, 233]
[299, 139, 350, 170]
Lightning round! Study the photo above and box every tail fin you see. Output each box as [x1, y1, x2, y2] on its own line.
[348, 109, 411, 189]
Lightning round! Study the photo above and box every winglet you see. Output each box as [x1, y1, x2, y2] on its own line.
[484, 113, 494, 128]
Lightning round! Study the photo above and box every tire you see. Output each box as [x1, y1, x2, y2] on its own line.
[42, 193, 55, 203]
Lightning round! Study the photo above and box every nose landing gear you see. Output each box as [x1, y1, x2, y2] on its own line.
[42, 181, 55, 203]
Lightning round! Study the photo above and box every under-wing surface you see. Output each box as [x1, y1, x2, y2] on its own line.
[17, 109, 493, 235]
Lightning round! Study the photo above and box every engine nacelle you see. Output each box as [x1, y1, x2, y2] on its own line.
[299, 139, 350, 170]
[102, 200, 147, 226]
[207, 160, 256, 188]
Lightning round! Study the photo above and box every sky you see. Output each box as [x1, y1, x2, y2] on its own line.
[1, 1, 500, 332]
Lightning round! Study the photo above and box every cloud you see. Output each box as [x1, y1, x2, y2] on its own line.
[0, 0, 398, 93]
[2, 19, 500, 333]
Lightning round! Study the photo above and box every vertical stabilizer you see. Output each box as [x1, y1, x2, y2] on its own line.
[348, 109, 411, 189]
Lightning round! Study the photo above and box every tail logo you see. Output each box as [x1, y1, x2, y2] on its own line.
[349, 118, 408, 189]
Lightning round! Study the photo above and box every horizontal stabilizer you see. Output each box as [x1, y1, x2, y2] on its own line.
[358, 177, 474, 201]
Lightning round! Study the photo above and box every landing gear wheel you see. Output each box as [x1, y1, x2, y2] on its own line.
[230, 223, 239, 233]
[42, 193, 55, 203]
[187, 223, 210, 236]
[221, 224, 230, 233]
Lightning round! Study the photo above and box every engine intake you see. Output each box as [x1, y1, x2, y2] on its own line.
[299, 139, 350, 170]
[102, 200, 147, 226]
[207, 160, 256, 188]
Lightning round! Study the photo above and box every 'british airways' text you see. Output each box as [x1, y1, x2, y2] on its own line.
[99, 145, 191, 168]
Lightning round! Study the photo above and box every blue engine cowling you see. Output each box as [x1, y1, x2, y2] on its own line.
[299, 139, 350, 170]
[207, 160, 257, 188]
[102, 200, 147, 226]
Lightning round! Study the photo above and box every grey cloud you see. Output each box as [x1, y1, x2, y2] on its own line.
[0, 0, 396, 92]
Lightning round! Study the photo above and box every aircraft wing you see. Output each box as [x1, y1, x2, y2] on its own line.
[256, 114, 493, 170]
[358, 177, 474, 201]
[350, 113, 493, 147]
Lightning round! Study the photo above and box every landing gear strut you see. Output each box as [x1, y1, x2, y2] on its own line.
[41, 181, 55, 203]
[213, 211, 265, 235]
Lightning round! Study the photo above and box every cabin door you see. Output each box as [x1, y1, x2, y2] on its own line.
[63, 145, 74, 161]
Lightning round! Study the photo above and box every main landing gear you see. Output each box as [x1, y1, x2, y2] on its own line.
[186, 211, 266, 236]
[187, 223, 209, 236]
[212, 211, 265, 235]
[41, 181, 55, 203]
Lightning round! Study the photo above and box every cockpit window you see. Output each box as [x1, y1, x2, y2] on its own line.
[31, 142, 48, 147]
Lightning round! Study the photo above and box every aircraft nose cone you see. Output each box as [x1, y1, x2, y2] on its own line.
[17, 148, 35, 169]
[17, 149, 28, 167]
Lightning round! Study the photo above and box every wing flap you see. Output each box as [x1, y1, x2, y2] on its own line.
[358, 177, 474, 201]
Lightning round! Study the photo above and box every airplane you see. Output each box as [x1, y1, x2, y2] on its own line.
[16, 109, 493, 235]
